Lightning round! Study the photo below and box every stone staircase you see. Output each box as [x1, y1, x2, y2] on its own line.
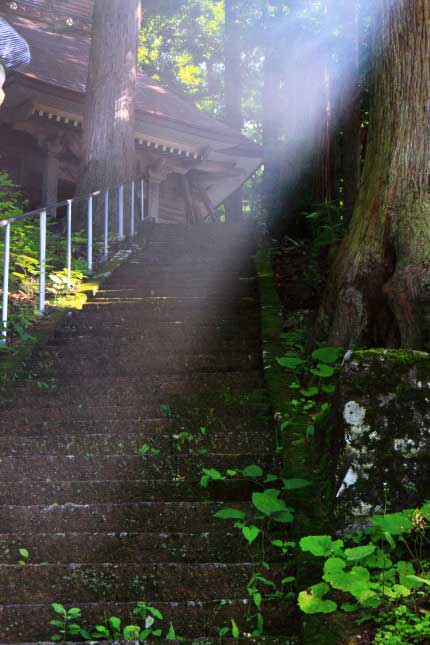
[0, 223, 293, 644]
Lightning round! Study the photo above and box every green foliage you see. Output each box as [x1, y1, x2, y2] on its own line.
[298, 503, 430, 620]
[0, 173, 89, 343]
[50, 601, 178, 641]
[374, 605, 430, 644]
[17, 547, 29, 567]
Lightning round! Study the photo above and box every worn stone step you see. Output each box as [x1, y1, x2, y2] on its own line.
[13, 371, 265, 393]
[0, 426, 275, 456]
[81, 297, 260, 318]
[6, 378, 268, 411]
[95, 282, 257, 298]
[0, 529, 280, 564]
[3, 379, 270, 412]
[45, 334, 260, 357]
[56, 319, 261, 340]
[0, 452, 278, 481]
[14, 640, 294, 645]
[27, 351, 261, 377]
[0, 601, 294, 643]
[0, 562, 284, 603]
[0, 478, 261, 505]
[0, 501, 253, 534]
[0, 400, 270, 427]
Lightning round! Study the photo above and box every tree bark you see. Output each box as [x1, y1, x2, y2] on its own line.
[224, 0, 243, 224]
[76, 0, 141, 227]
[315, 0, 430, 350]
[340, 0, 362, 220]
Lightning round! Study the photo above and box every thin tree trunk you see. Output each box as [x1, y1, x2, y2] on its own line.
[315, 0, 430, 350]
[76, 0, 141, 227]
[224, 0, 243, 224]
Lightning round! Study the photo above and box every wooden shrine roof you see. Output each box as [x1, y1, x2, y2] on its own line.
[1, 6, 261, 155]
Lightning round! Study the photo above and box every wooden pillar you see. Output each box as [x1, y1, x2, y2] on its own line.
[42, 150, 59, 215]
[148, 175, 162, 222]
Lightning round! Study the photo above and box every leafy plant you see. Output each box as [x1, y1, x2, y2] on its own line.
[49, 601, 178, 641]
[17, 548, 29, 566]
[297, 503, 430, 616]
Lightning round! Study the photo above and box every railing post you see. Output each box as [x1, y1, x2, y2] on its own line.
[87, 195, 93, 273]
[130, 180, 135, 237]
[103, 189, 109, 261]
[39, 209, 47, 315]
[118, 184, 124, 240]
[66, 200, 72, 289]
[140, 178, 145, 222]
[1, 222, 11, 343]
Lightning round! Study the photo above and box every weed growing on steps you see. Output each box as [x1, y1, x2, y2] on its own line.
[50, 601, 178, 641]
[17, 548, 29, 567]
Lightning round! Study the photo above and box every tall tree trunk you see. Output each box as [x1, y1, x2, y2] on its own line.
[262, 5, 281, 228]
[315, 0, 430, 350]
[340, 0, 362, 220]
[224, 0, 243, 224]
[76, 0, 141, 226]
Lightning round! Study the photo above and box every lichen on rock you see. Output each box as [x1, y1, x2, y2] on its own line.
[335, 349, 430, 520]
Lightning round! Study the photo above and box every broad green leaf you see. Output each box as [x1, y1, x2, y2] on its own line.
[344, 545, 375, 561]
[341, 603, 359, 612]
[201, 468, 225, 481]
[405, 574, 430, 587]
[301, 386, 319, 397]
[310, 364, 335, 378]
[214, 508, 246, 520]
[300, 535, 344, 557]
[312, 347, 342, 364]
[123, 625, 141, 639]
[108, 616, 121, 631]
[242, 464, 264, 478]
[242, 525, 260, 544]
[298, 583, 337, 614]
[51, 603, 66, 616]
[147, 605, 163, 619]
[371, 511, 413, 536]
[19, 548, 29, 559]
[273, 508, 294, 523]
[282, 478, 311, 491]
[252, 490, 288, 517]
[67, 608, 81, 619]
[324, 563, 371, 600]
[277, 356, 305, 370]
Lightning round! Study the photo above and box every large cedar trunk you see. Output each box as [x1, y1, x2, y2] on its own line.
[224, 0, 243, 223]
[340, 0, 362, 220]
[76, 0, 141, 225]
[315, 0, 430, 350]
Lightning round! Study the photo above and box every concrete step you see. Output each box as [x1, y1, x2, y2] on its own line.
[0, 427, 275, 456]
[27, 350, 262, 377]
[45, 334, 261, 357]
[0, 478, 261, 505]
[0, 562, 284, 603]
[0, 501, 252, 534]
[55, 320, 261, 341]
[6, 379, 268, 412]
[0, 529, 280, 564]
[0, 601, 294, 643]
[0, 452, 278, 481]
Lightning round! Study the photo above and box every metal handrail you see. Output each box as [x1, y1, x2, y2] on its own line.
[1, 176, 147, 344]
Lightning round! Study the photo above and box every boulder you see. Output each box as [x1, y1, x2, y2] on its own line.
[335, 349, 430, 519]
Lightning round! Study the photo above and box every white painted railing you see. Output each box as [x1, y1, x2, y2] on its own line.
[1, 176, 146, 344]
